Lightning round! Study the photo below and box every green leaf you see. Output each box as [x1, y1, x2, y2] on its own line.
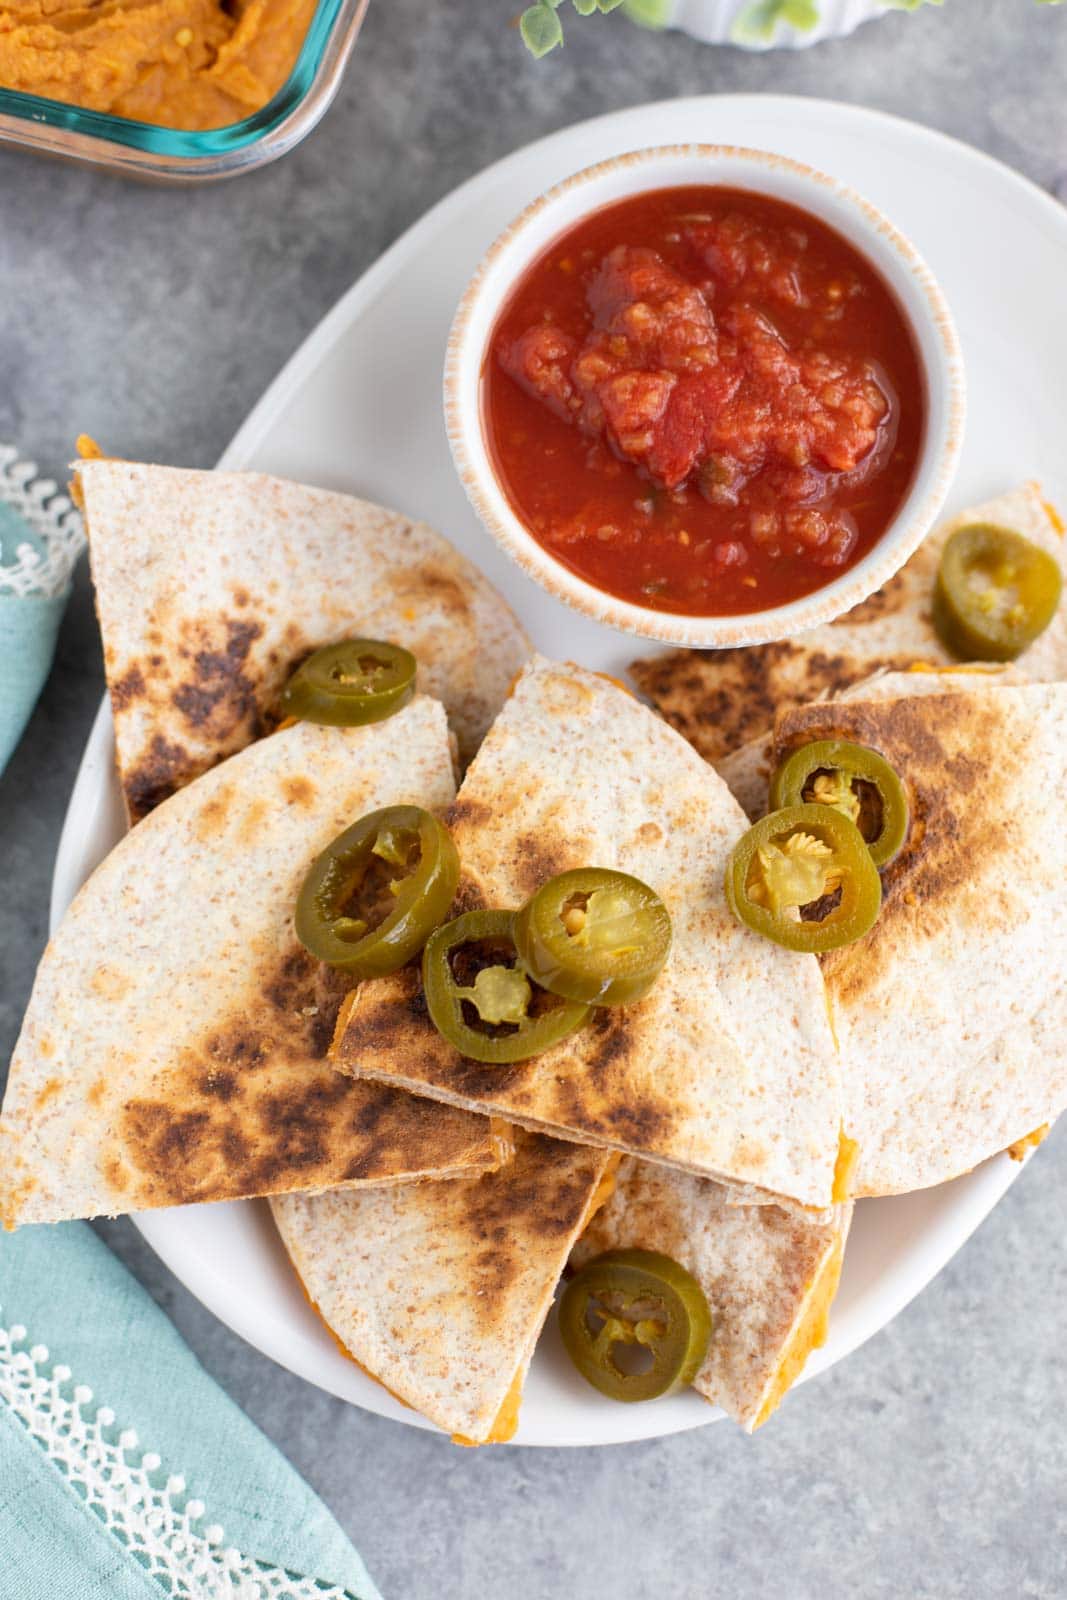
[596, 0, 626, 12]
[623, 0, 670, 24]
[730, 0, 820, 40]
[520, 1, 565, 53]
[573, 0, 598, 16]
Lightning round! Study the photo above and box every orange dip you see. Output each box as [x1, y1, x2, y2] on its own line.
[0, 0, 317, 129]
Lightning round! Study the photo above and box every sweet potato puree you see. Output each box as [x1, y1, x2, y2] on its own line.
[0, 0, 317, 129]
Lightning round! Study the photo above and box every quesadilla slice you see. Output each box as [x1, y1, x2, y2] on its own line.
[1, 700, 501, 1228]
[334, 656, 844, 1210]
[571, 1157, 851, 1431]
[76, 458, 531, 820]
[630, 484, 1065, 767]
[719, 663, 1027, 822]
[271, 1131, 615, 1444]
[771, 681, 1067, 1196]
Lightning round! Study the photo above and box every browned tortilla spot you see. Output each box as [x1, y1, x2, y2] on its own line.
[89, 965, 134, 1002]
[170, 618, 264, 733]
[102, 1155, 129, 1195]
[125, 733, 194, 822]
[510, 829, 581, 899]
[451, 877, 490, 915]
[111, 944, 487, 1207]
[193, 785, 236, 842]
[445, 798, 494, 831]
[391, 561, 474, 623]
[281, 775, 318, 808]
[630, 640, 921, 766]
[776, 695, 1018, 1007]
[629, 643, 790, 761]
[339, 967, 529, 1099]
[110, 664, 146, 711]
[341, 962, 679, 1159]
[561, 1005, 679, 1146]
[118, 618, 267, 819]
[237, 797, 270, 847]
[457, 1132, 607, 1326]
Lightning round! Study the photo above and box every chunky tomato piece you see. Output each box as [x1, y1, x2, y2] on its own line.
[501, 324, 579, 422]
[484, 186, 924, 618]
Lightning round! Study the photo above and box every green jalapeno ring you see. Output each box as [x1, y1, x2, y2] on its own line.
[934, 523, 1063, 663]
[422, 909, 591, 1065]
[559, 1249, 712, 1404]
[513, 867, 673, 1007]
[280, 638, 417, 726]
[725, 803, 882, 955]
[770, 738, 909, 869]
[296, 805, 459, 975]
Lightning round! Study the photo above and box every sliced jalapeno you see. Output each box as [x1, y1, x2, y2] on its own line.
[770, 739, 909, 869]
[296, 805, 458, 974]
[280, 639, 417, 726]
[422, 909, 590, 1064]
[560, 1249, 712, 1403]
[725, 803, 882, 954]
[513, 868, 672, 1006]
[934, 523, 1062, 662]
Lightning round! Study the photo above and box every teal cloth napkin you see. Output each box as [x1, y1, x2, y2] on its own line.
[0, 1225, 380, 1600]
[0, 474, 82, 772]
[0, 446, 381, 1600]
[0, 590, 67, 772]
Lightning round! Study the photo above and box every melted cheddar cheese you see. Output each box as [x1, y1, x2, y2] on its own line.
[1007, 1124, 1050, 1162]
[832, 1132, 860, 1203]
[752, 1228, 846, 1430]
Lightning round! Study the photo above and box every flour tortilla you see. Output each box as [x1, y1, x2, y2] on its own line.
[0, 701, 501, 1228]
[334, 656, 843, 1210]
[571, 1157, 851, 1431]
[718, 663, 1027, 821]
[630, 484, 1066, 767]
[271, 1131, 613, 1444]
[771, 681, 1067, 1196]
[76, 458, 531, 820]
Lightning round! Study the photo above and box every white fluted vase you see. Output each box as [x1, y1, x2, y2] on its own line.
[634, 0, 897, 50]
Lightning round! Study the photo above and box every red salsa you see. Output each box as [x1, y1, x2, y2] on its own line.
[483, 186, 925, 617]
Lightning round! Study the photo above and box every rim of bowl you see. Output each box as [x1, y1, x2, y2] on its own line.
[444, 143, 966, 650]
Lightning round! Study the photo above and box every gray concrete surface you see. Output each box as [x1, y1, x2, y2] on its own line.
[2, 2, 1066, 1595]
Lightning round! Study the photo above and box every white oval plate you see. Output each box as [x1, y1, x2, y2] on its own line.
[53, 95, 1067, 1446]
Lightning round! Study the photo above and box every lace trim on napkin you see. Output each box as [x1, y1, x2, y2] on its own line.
[0, 1314, 363, 1600]
[0, 444, 85, 599]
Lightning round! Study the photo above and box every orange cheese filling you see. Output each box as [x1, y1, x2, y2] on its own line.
[456, 1151, 622, 1447]
[452, 1365, 526, 1448]
[581, 1151, 621, 1224]
[1007, 1124, 1050, 1162]
[487, 1366, 525, 1442]
[832, 1131, 860, 1203]
[752, 1226, 846, 1430]
[327, 988, 361, 1059]
[1043, 499, 1065, 537]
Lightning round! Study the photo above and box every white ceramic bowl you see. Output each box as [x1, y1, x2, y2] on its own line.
[445, 144, 966, 649]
